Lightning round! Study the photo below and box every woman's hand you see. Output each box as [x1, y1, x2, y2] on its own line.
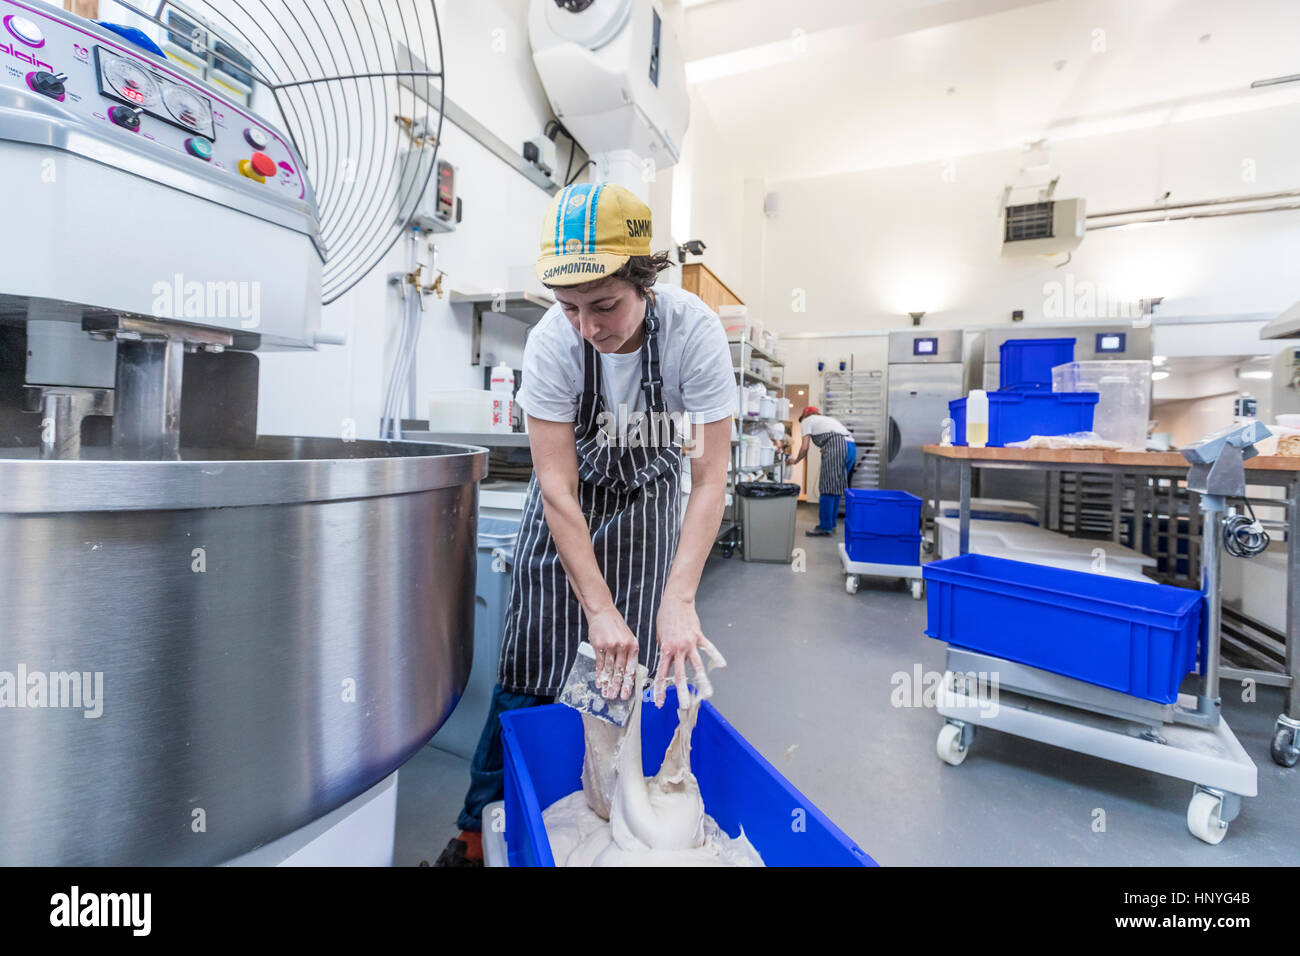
[654, 595, 726, 708]
[587, 606, 640, 700]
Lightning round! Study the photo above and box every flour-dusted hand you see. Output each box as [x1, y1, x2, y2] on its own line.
[653, 596, 726, 708]
[587, 606, 640, 700]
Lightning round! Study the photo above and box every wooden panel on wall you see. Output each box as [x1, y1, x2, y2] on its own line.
[681, 262, 743, 312]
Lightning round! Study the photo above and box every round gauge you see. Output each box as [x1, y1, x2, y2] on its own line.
[103, 57, 160, 108]
[162, 84, 212, 132]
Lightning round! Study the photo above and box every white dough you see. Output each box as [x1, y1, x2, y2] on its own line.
[543, 669, 764, 867]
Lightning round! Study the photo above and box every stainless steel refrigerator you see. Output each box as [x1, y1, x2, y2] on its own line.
[883, 330, 978, 499]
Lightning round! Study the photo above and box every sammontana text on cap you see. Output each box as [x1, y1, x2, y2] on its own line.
[536, 182, 653, 287]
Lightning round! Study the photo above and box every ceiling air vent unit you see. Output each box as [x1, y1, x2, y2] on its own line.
[1002, 198, 1086, 256]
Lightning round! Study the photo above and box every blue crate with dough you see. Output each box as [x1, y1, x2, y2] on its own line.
[500, 687, 874, 867]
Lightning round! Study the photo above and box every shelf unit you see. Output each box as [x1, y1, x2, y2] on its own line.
[450, 289, 554, 366]
[716, 320, 787, 558]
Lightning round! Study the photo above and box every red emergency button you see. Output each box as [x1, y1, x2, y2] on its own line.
[249, 151, 276, 178]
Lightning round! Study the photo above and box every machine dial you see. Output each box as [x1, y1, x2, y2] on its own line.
[103, 56, 160, 108]
[162, 84, 212, 133]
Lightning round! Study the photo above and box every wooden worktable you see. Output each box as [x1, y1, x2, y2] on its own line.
[922, 444, 1300, 472]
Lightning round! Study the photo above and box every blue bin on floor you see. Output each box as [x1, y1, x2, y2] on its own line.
[500, 687, 875, 867]
[846, 531, 922, 566]
[845, 488, 922, 536]
[1000, 337, 1076, 390]
[922, 553, 1203, 704]
[949, 390, 1098, 447]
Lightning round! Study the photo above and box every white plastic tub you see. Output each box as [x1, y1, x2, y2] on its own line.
[935, 516, 1155, 581]
[429, 388, 495, 432]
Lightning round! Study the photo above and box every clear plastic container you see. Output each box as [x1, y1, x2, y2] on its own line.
[428, 388, 495, 432]
[1052, 360, 1152, 450]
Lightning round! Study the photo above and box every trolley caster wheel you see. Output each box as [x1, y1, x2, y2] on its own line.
[1270, 719, 1300, 767]
[922, 538, 934, 554]
[720, 546, 734, 558]
[1187, 790, 1229, 845]
[845, 574, 859, 594]
[909, 579, 924, 600]
[936, 722, 971, 766]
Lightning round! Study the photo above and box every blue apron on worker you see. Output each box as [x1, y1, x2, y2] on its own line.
[498, 295, 683, 697]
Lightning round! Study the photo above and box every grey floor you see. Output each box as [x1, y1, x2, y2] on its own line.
[397, 503, 1299, 866]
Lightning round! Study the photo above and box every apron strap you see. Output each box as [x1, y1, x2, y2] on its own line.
[639, 295, 667, 414]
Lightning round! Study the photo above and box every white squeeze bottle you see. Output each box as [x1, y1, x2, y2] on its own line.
[966, 389, 989, 448]
[490, 362, 515, 433]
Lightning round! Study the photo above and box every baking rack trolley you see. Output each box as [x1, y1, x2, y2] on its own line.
[931, 424, 1276, 845]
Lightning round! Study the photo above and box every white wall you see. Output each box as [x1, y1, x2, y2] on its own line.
[255, 0, 744, 440]
[751, 100, 1300, 339]
[257, 0, 565, 439]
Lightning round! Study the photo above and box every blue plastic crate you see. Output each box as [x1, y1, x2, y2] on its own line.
[500, 688, 874, 867]
[844, 488, 922, 536]
[1000, 337, 1076, 390]
[949, 390, 1098, 446]
[922, 553, 1203, 704]
[846, 531, 921, 566]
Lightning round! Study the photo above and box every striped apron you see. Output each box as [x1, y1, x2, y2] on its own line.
[498, 297, 683, 697]
[812, 430, 853, 496]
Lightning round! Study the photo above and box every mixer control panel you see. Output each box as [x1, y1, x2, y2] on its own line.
[1, 0, 309, 204]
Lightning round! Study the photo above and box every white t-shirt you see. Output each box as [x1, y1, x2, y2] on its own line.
[516, 283, 737, 426]
[801, 414, 851, 438]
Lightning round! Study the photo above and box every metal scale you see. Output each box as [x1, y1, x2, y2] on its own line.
[934, 422, 1273, 845]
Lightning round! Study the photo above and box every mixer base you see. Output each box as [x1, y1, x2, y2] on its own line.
[224, 772, 399, 867]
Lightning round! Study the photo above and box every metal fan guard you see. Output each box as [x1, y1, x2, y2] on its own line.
[106, 0, 445, 304]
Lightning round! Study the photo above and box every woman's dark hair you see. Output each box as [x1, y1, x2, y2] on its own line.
[544, 251, 674, 297]
[609, 250, 675, 296]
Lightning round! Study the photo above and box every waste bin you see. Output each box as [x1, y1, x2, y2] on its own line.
[431, 511, 520, 758]
[736, 482, 800, 563]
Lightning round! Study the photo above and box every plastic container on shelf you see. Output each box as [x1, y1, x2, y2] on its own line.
[748, 316, 765, 347]
[999, 337, 1076, 390]
[965, 389, 989, 448]
[758, 444, 776, 466]
[922, 553, 1202, 704]
[844, 488, 923, 536]
[949, 391, 1098, 446]
[429, 388, 495, 432]
[775, 397, 791, 420]
[718, 304, 748, 340]
[759, 396, 777, 419]
[1051, 360, 1152, 450]
[499, 688, 874, 866]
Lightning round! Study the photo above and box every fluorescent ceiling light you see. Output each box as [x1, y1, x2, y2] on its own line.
[1238, 370, 1274, 380]
[1152, 355, 1167, 367]
[1151, 370, 1170, 381]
